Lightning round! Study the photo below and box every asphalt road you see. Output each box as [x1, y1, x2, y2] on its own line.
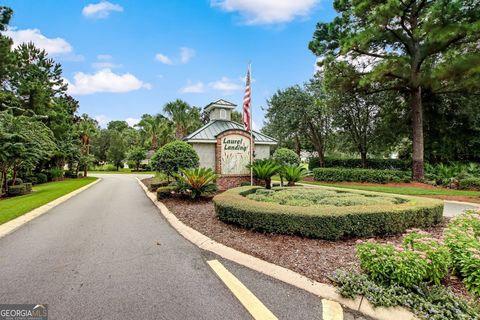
[0, 174, 358, 320]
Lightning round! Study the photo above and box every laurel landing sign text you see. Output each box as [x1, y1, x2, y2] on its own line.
[220, 134, 250, 175]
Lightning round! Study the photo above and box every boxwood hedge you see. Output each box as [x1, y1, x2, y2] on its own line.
[308, 157, 411, 171]
[312, 167, 410, 183]
[213, 186, 443, 240]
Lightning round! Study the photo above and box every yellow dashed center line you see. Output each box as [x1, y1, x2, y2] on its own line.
[207, 259, 278, 320]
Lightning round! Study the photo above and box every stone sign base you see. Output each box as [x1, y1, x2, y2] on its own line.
[217, 175, 259, 190]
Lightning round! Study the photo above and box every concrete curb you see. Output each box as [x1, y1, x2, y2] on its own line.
[0, 178, 101, 239]
[137, 178, 416, 320]
[444, 200, 480, 208]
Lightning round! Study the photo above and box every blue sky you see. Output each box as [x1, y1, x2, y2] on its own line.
[3, 0, 336, 128]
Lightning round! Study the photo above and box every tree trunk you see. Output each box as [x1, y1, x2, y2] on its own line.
[84, 165, 87, 177]
[360, 151, 367, 169]
[318, 152, 325, 167]
[411, 86, 424, 181]
[265, 178, 271, 189]
[294, 135, 301, 156]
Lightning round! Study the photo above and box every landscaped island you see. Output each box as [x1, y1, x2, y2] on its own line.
[214, 186, 443, 240]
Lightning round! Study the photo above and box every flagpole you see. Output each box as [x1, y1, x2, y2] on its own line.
[249, 63, 253, 186]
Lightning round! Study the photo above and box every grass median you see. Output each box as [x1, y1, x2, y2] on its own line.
[0, 177, 97, 225]
[300, 181, 480, 197]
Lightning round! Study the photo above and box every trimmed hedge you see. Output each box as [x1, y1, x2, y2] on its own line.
[312, 168, 410, 183]
[156, 186, 177, 200]
[148, 180, 170, 192]
[213, 186, 443, 240]
[458, 177, 480, 190]
[308, 157, 410, 171]
[7, 184, 29, 196]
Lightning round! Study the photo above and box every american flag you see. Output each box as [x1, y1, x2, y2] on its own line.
[242, 64, 251, 131]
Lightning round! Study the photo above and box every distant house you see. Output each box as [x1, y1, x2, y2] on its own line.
[183, 99, 277, 188]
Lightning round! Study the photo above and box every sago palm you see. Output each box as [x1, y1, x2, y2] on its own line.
[249, 159, 280, 189]
[175, 167, 218, 199]
[283, 164, 308, 186]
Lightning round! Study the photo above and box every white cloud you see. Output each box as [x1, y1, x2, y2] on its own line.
[97, 54, 112, 60]
[82, 1, 123, 19]
[209, 77, 243, 94]
[211, 0, 319, 24]
[125, 117, 140, 127]
[155, 53, 173, 65]
[4, 28, 72, 55]
[95, 115, 110, 128]
[180, 47, 195, 64]
[67, 68, 151, 95]
[91, 54, 121, 69]
[179, 81, 205, 94]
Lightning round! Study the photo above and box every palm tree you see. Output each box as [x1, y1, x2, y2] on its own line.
[77, 114, 98, 177]
[136, 114, 174, 150]
[163, 99, 202, 139]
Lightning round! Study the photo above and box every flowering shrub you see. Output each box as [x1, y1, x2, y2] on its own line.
[444, 210, 480, 296]
[332, 271, 479, 320]
[357, 231, 450, 287]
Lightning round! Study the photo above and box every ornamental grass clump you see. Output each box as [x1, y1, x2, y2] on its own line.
[357, 230, 451, 287]
[444, 210, 480, 296]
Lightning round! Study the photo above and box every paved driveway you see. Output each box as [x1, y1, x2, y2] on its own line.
[0, 174, 355, 320]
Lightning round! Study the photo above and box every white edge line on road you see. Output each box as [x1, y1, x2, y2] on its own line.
[136, 178, 417, 320]
[0, 178, 101, 239]
[207, 259, 278, 320]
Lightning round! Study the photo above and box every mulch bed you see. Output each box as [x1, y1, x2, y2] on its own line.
[142, 178, 472, 299]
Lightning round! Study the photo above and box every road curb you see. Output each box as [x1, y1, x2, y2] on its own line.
[0, 178, 101, 239]
[444, 200, 480, 208]
[137, 179, 416, 320]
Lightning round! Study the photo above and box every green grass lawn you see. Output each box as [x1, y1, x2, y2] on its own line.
[299, 180, 480, 197]
[0, 177, 97, 225]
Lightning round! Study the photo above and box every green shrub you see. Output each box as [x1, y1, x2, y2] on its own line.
[459, 178, 480, 190]
[24, 182, 32, 193]
[246, 188, 404, 207]
[148, 180, 170, 192]
[282, 164, 308, 186]
[357, 231, 450, 287]
[7, 178, 23, 186]
[239, 181, 251, 187]
[151, 141, 199, 178]
[248, 159, 281, 189]
[444, 210, 480, 296]
[312, 167, 410, 183]
[332, 271, 479, 320]
[156, 186, 178, 200]
[175, 167, 218, 199]
[36, 173, 48, 184]
[213, 186, 443, 240]
[273, 148, 300, 166]
[64, 171, 78, 179]
[308, 157, 410, 170]
[7, 184, 27, 196]
[47, 168, 64, 180]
